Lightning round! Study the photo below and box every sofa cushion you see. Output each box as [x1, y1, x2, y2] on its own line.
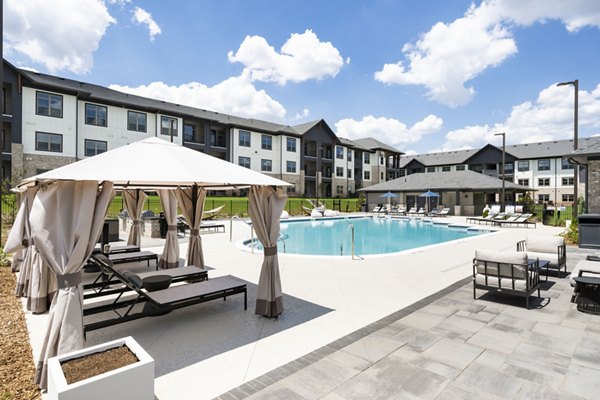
[526, 251, 560, 268]
[475, 274, 528, 291]
[526, 235, 564, 254]
[475, 250, 528, 279]
[570, 260, 600, 287]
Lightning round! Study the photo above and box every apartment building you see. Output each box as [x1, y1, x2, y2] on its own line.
[399, 138, 600, 206]
[1, 59, 403, 197]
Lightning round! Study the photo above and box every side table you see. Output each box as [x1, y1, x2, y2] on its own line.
[573, 276, 600, 315]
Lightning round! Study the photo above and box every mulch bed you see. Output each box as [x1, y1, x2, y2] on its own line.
[61, 346, 138, 384]
[0, 266, 41, 400]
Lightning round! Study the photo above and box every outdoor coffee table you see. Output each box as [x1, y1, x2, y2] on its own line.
[573, 276, 600, 314]
[535, 259, 551, 281]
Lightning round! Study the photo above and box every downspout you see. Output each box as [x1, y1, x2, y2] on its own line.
[75, 96, 79, 161]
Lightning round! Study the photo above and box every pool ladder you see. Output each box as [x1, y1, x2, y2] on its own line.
[229, 215, 286, 254]
[340, 223, 362, 260]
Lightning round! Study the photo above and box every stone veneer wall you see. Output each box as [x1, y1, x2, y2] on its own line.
[588, 159, 600, 213]
[11, 143, 24, 181]
[22, 153, 76, 178]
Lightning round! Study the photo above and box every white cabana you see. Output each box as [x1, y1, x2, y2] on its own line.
[13, 137, 290, 388]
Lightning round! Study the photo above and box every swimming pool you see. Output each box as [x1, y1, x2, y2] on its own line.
[244, 217, 492, 256]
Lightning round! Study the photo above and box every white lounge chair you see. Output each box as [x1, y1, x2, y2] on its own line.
[202, 204, 225, 219]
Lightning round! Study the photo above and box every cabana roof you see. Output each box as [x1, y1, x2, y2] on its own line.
[18, 137, 290, 190]
[360, 170, 530, 193]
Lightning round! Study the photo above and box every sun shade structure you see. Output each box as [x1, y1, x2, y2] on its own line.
[18, 137, 290, 190]
[10, 137, 291, 389]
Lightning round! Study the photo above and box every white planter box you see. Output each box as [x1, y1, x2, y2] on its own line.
[47, 336, 154, 400]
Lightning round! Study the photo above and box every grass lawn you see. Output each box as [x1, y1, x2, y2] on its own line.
[106, 196, 361, 218]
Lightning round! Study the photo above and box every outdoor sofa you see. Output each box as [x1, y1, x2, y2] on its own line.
[473, 249, 540, 309]
[517, 235, 566, 277]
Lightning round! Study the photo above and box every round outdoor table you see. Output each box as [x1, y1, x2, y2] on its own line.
[573, 276, 600, 315]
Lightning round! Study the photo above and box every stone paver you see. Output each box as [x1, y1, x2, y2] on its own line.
[218, 247, 600, 400]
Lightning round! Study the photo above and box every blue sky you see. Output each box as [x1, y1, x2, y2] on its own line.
[4, 0, 600, 154]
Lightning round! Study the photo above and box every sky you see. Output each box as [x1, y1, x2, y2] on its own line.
[4, 0, 600, 155]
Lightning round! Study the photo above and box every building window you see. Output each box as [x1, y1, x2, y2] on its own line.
[538, 178, 550, 186]
[380, 172, 384, 180]
[239, 130, 251, 147]
[562, 158, 574, 170]
[517, 161, 529, 172]
[286, 161, 296, 173]
[427, 167, 435, 173]
[538, 159, 550, 171]
[127, 111, 146, 132]
[380, 156, 385, 165]
[562, 194, 574, 202]
[442, 166, 451, 172]
[286, 185, 295, 193]
[85, 139, 107, 156]
[504, 163, 514, 173]
[261, 135, 272, 150]
[347, 150, 353, 162]
[364, 170, 370, 180]
[518, 179, 529, 186]
[210, 127, 226, 147]
[348, 169, 352, 178]
[35, 132, 62, 152]
[336, 146, 344, 159]
[161, 116, 178, 137]
[337, 185, 344, 194]
[36, 91, 63, 118]
[261, 159, 272, 171]
[286, 137, 296, 152]
[364, 153, 370, 164]
[456, 165, 465, 171]
[238, 156, 251, 169]
[562, 177, 574, 186]
[336, 167, 344, 177]
[85, 103, 107, 127]
[538, 194, 550, 203]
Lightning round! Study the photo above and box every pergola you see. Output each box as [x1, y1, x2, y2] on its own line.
[5, 137, 290, 388]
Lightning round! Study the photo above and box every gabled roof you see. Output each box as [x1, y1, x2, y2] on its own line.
[569, 137, 600, 163]
[352, 137, 403, 154]
[360, 170, 529, 192]
[291, 120, 322, 134]
[464, 143, 517, 163]
[506, 136, 600, 159]
[399, 148, 476, 168]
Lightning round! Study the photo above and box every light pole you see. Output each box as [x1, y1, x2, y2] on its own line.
[494, 132, 506, 210]
[557, 80, 579, 220]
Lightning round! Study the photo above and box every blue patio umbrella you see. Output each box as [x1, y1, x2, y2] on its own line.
[380, 191, 398, 208]
[418, 190, 440, 211]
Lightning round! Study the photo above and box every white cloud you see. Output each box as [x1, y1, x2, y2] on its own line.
[335, 114, 443, 149]
[4, 0, 115, 74]
[107, 0, 131, 5]
[132, 6, 162, 41]
[292, 108, 310, 121]
[109, 75, 287, 122]
[375, 0, 600, 107]
[437, 82, 600, 151]
[228, 29, 345, 85]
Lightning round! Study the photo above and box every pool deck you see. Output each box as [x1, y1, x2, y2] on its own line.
[23, 215, 596, 399]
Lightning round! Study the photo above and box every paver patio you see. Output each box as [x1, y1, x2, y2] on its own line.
[217, 247, 600, 400]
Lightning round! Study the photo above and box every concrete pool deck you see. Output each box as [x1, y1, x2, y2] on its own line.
[23, 215, 577, 399]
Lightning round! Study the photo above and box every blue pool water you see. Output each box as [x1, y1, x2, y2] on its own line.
[246, 217, 490, 256]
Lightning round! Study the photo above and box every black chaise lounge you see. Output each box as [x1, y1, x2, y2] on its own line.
[83, 255, 247, 332]
[84, 254, 208, 299]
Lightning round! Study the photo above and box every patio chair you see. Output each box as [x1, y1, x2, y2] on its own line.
[494, 213, 535, 228]
[406, 207, 418, 215]
[467, 212, 498, 225]
[569, 256, 600, 287]
[83, 255, 246, 332]
[202, 204, 225, 220]
[473, 249, 540, 309]
[516, 235, 566, 277]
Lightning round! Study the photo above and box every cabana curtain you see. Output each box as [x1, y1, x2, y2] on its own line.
[158, 189, 180, 269]
[248, 186, 287, 317]
[123, 189, 148, 247]
[31, 180, 114, 389]
[175, 185, 206, 267]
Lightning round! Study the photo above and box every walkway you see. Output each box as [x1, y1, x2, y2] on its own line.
[217, 247, 600, 400]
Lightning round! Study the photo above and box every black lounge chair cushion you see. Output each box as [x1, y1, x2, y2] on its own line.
[121, 269, 143, 289]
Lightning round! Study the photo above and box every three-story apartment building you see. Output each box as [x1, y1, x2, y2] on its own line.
[1, 59, 403, 197]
